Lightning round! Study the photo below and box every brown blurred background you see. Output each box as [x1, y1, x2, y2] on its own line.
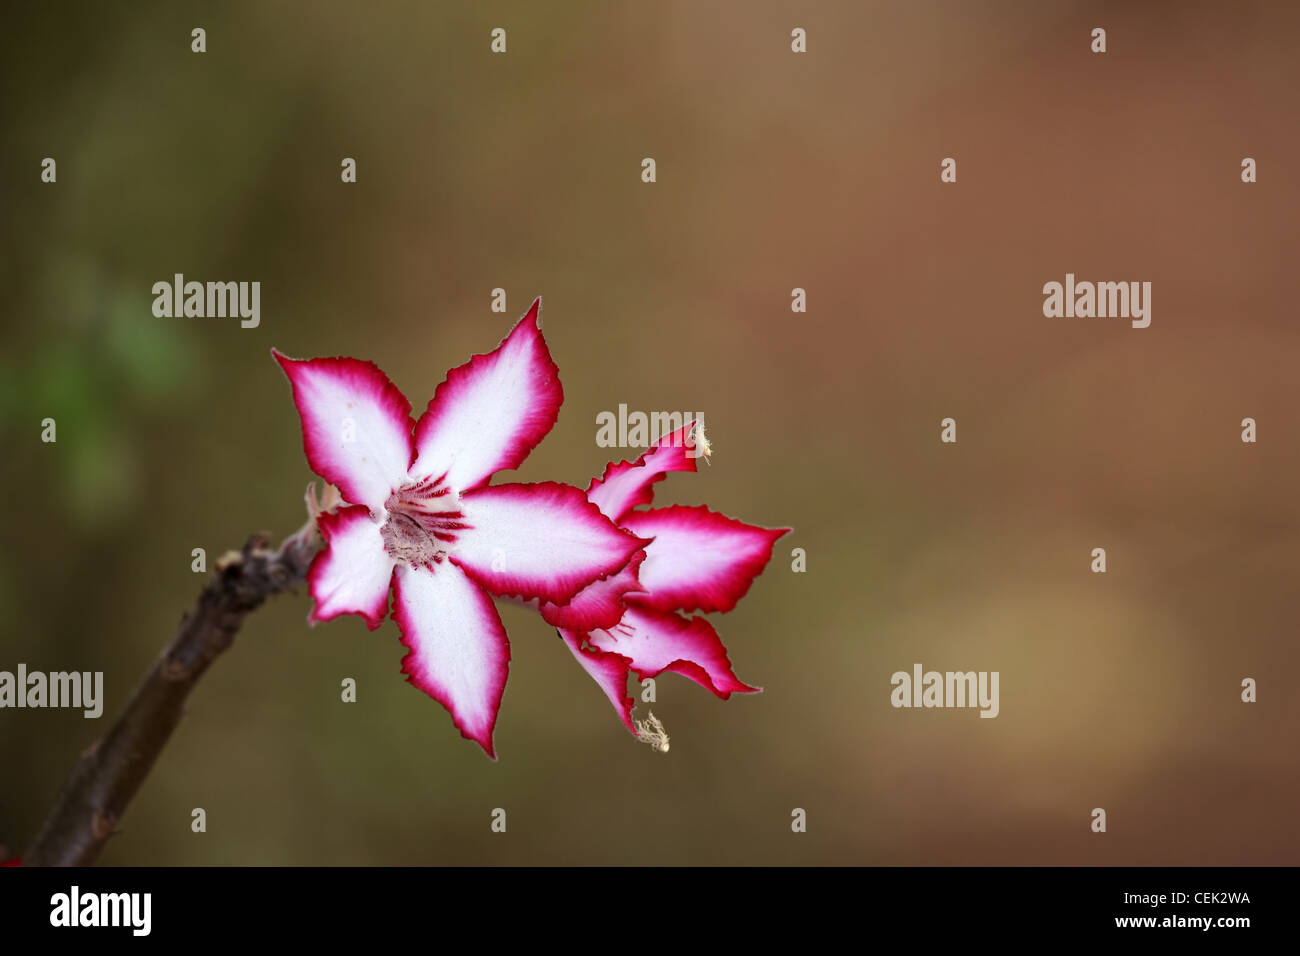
[2, 1, 1298, 865]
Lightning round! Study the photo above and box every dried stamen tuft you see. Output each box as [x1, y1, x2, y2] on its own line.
[691, 420, 712, 462]
[634, 711, 670, 753]
[380, 475, 468, 568]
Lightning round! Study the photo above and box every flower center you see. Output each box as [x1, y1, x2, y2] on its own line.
[380, 474, 468, 569]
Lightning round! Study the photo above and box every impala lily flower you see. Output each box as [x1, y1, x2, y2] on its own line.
[544, 421, 789, 740]
[273, 300, 646, 757]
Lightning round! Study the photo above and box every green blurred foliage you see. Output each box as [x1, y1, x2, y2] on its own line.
[2, 255, 199, 527]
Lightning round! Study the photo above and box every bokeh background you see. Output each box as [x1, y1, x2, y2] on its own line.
[2, 0, 1298, 865]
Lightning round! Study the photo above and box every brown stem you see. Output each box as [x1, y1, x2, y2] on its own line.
[23, 517, 323, 866]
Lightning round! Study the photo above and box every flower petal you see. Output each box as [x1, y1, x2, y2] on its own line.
[272, 350, 415, 510]
[559, 629, 636, 734]
[538, 551, 647, 630]
[392, 563, 510, 757]
[620, 506, 789, 614]
[308, 505, 394, 629]
[587, 606, 759, 698]
[453, 482, 648, 605]
[587, 420, 703, 522]
[409, 299, 562, 492]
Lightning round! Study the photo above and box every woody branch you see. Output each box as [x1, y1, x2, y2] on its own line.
[23, 514, 323, 866]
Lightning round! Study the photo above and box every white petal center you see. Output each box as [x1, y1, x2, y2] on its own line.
[380, 474, 469, 569]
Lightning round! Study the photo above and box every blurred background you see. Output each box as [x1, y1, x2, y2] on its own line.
[2, 0, 1298, 865]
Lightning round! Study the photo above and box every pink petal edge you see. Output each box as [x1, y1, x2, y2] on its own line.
[560, 630, 637, 735]
[621, 505, 790, 614]
[409, 299, 563, 493]
[272, 349, 415, 509]
[392, 563, 511, 758]
[452, 481, 650, 606]
[586, 420, 702, 522]
[308, 505, 395, 630]
[587, 605, 761, 699]
[539, 550, 647, 631]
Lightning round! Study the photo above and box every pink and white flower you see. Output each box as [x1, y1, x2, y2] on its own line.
[546, 422, 789, 738]
[273, 300, 646, 757]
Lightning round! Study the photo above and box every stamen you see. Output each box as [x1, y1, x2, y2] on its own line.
[690, 420, 712, 462]
[380, 475, 468, 568]
[634, 711, 670, 753]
